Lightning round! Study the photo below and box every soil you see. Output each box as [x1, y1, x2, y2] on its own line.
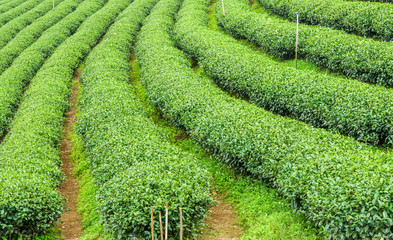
[200, 194, 243, 240]
[58, 71, 82, 240]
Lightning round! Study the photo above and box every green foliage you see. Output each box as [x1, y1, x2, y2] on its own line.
[0, 0, 31, 15]
[0, 0, 130, 237]
[217, 0, 393, 87]
[0, 0, 105, 139]
[132, 69, 322, 239]
[71, 130, 109, 240]
[258, 0, 393, 40]
[180, 138, 322, 239]
[176, 0, 393, 146]
[0, 0, 44, 28]
[136, 0, 393, 238]
[0, 0, 82, 72]
[76, 0, 212, 238]
[0, 0, 65, 50]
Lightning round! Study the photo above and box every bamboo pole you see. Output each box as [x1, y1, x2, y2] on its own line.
[165, 202, 168, 240]
[151, 206, 154, 240]
[159, 211, 163, 240]
[179, 207, 183, 240]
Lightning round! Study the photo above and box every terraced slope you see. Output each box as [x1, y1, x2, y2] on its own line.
[257, 0, 393, 40]
[0, 0, 104, 138]
[217, 0, 393, 87]
[76, 0, 212, 238]
[0, 0, 130, 237]
[138, 0, 393, 238]
[0, 0, 65, 50]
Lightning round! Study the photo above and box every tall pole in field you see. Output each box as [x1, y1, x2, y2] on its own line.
[222, 0, 225, 15]
[151, 206, 154, 240]
[53, 0, 54, 8]
[295, 11, 299, 69]
[179, 207, 183, 240]
[165, 202, 168, 240]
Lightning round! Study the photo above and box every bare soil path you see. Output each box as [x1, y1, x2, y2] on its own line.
[58, 71, 82, 240]
[200, 194, 243, 240]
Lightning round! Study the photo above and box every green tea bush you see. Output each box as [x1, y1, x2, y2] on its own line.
[0, 0, 130, 237]
[137, 0, 393, 238]
[0, 0, 105, 138]
[258, 0, 393, 40]
[0, 0, 83, 70]
[0, 0, 30, 15]
[175, 0, 393, 146]
[0, 0, 65, 50]
[0, 0, 44, 28]
[77, 0, 212, 238]
[217, 0, 393, 87]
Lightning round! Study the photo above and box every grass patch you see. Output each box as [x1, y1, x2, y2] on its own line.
[70, 69, 111, 240]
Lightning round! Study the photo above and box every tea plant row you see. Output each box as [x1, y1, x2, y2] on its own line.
[77, 0, 212, 237]
[0, 0, 82, 71]
[0, 0, 44, 28]
[258, 0, 393, 40]
[0, 0, 64, 49]
[0, 0, 103, 138]
[217, 0, 393, 87]
[137, 0, 393, 238]
[0, 0, 31, 15]
[179, 0, 393, 146]
[0, 0, 129, 237]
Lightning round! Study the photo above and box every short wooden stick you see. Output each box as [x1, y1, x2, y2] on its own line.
[165, 202, 168, 240]
[151, 206, 154, 240]
[159, 211, 163, 240]
[179, 207, 183, 240]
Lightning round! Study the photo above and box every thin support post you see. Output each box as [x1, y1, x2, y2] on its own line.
[151, 206, 154, 240]
[165, 202, 168, 240]
[295, 11, 299, 69]
[159, 211, 164, 240]
[179, 207, 183, 240]
[222, 0, 225, 15]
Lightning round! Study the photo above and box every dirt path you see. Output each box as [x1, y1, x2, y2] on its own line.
[200, 194, 243, 240]
[58, 71, 82, 240]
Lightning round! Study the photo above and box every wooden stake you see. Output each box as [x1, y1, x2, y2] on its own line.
[222, 0, 225, 15]
[179, 207, 183, 240]
[151, 206, 154, 240]
[295, 11, 299, 69]
[159, 211, 163, 240]
[165, 202, 168, 240]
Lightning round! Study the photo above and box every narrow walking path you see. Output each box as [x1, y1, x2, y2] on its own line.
[200, 194, 242, 240]
[58, 70, 82, 240]
[131, 59, 243, 240]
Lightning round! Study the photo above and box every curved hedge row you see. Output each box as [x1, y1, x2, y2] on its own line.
[138, 0, 393, 238]
[176, 0, 393, 146]
[0, 0, 130, 237]
[217, 0, 393, 87]
[0, 0, 104, 138]
[0, 0, 44, 28]
[0, 0, 64, 51]
[77, 0, 212, 238]
[258, 0, 393, 40]
[0, 0, 27, 15]
[0, 0, 82, 71]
